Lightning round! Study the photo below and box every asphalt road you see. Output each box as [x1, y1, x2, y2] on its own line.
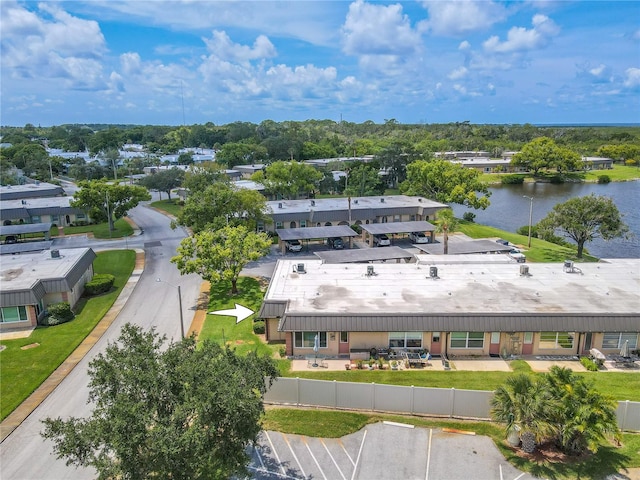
[0, 200, 202, 479]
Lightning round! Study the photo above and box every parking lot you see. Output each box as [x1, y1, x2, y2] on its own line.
[246, 422, 537, 480]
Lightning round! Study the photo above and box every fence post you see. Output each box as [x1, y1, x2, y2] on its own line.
[371, 383, 376, 411]
[410, 385, 414, 414]
[450, 388, 456, 418]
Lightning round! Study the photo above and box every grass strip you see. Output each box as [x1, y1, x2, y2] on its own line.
[0, 250, 135, 421]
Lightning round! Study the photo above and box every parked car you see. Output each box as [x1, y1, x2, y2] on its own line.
[3, 235, 17, 244]
[285, 240, 302, 252]
[495, 238, 509, 246]
[409, 232, 430, 244]
[373, 234, 390, 247]
[327, 237, 344, 249]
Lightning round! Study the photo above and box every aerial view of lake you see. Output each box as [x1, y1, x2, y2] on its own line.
[452, 180, 640, 259]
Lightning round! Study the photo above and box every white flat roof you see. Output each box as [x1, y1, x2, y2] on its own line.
[1, 196, 75, 209]
[267, 195, 447, 215]
[265, 259, 640, 315]
[0, 248, 93, 290]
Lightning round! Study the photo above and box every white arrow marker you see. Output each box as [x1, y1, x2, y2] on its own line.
[209, 304, 254, 324]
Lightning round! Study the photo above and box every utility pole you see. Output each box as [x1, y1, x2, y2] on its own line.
[523, 195, 534, 248]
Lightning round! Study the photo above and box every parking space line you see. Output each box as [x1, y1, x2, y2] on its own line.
[338, 439, 356, 467]
[254, 444, 266, 470]
[350, 429, 367, 480]
[282, 434, 306, 478]
[247, 464, 300, 480]
[425, 428, 433, 480]
[500, 464, 504, 480]
[265, 431, 288, 478]
[513, 472, 526, 480]
[305, 439, 327, 480]
[321, 439, 348, 480]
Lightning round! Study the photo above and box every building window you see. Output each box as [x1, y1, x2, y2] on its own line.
[340, 332, 348, 343]
[539, 332, 574, 349]
[388, 332, 422, 349]
[393, 214, 401, 222]
[450, 332, 484, 349]
[409, 214, 416, 221]
[51, 215, 59, 223]
[31, 215, 41, 223]
[602, 332, 638, 349]
[300, 220, 306, 228]
[1, 306, 28, 323]
[275, 222, 283, 229]
[523, 332, 533, 344]
[76, 213, 86, 219]
[294, 332, 327, 349]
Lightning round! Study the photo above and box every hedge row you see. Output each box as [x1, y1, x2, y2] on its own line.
[84, 274, 115, 296]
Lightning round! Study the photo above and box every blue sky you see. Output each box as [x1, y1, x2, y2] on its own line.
[1, 0, 639, 127]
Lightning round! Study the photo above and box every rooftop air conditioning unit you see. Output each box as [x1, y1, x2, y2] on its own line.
[278, 202, 283, 209]
[367, 265, 375, 276]
[429, 266, 438, 278]
[519, 264, 529, 276]
[354, 199, 358, 204]
[51, 249, 60, 258]
[563, 260, 574, 273]
[380, 198, 385, 203]
[296, 263, 306, 274]
[311, 200, 315, 206]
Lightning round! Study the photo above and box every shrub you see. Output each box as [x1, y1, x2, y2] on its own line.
[44, 302, 74, 326]
[597, 175, 611, 184]
[580, 356, 599, 371]
[516, 224, 538, 237]
[624, 159, 637, 166]
[549, 175, 565, 184]
[350, 224, 362, 234]
[252, 320, 265, 334]
[278, 346, 287, 358]
[84, 274, 115, 296]
[462, 212, 476, 222]
[501, 174, 525, 185]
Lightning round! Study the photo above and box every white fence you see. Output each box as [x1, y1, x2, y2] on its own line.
[264, 377, 640, 432]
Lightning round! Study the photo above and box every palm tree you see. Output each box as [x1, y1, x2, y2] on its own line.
[434, 209, 459, 255]
[490, 374, 556, 453]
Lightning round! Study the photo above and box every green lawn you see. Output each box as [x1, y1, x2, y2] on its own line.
[0, 250, 136, 421]
[149, 198, 183, 217]
[263, 408, 640, 480]
[457, 220, 599, 263]
[50, 218, 133, 239]
[480, 164, 640, 185]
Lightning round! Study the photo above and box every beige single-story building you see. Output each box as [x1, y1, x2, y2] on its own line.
[258, 258, 639, 359]
[1, 196, 90, 227]
[0, 248, 96, 332]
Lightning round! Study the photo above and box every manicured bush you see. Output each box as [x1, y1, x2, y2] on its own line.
[462, 212, 476, 222]
[580, 356, 600, 371]
[252, 320, 265, 334]
[84, 274, 115, 296]
[597, 175, 611, 184]
[501, 174, 525, 185]
[44, 302, 75, 326]
[624, 159, 637, 166]
[278, 346, 287, 358]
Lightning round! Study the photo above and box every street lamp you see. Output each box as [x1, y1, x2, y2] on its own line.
[156, 278, 185, 339]
[523, 195, 534, 248]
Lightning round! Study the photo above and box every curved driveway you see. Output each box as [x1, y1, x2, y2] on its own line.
[0, 201, 201, 479]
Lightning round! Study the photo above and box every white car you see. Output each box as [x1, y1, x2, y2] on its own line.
[409, 232, 430, 244]
[373, 234, 390, 247]
[286, 240, 302, 252]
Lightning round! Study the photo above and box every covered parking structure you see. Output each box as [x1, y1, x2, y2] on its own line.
[315, 246, 414, 264]
[0, 241, 53, 255]
[360, 220, 436, 246]
[415, 239, 513, 255]
[1, 223, 52, 243]
[276, 225, 359, 254]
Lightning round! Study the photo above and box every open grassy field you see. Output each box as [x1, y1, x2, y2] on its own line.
[0, 250, 135, 421]
[149, 198, 182, 217]
[50, 217, 133, 239]
[480, 164, 640, 184]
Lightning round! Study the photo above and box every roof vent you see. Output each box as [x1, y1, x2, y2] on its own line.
[51, 249, 60, 259]
[429, 266, 439, 279]
[380, 198, 385, 203]
[311, 200, 315, 206]
[563, 260, 574, 273]
[519, 264, 530, 276]
[354, 199, 358, 204]
[278, 202, 283, 209]
[418, 198, 422, 202]
[294, 263, 306, 274]
[366, 265, 376, 277]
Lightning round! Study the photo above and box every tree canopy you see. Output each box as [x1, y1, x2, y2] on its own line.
[171, 225, 271, 294]
[538, 194, 629, 258]
[138, 167, 185, 200]
[400, 159, 491, 209]
[71, 180, 151, 231]
[343, 164, 385, 196]
[251, 161, 322, 199]
[434, 209, 459, 254]
[42, 324, 279, 480]
[512, 137, 582, 174]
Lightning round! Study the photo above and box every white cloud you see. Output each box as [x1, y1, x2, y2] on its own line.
[624, 67, 640, 88]
[448, 66, 468, 80]
[342, 0, 422, 56]
[420, 1, 508, 36]
[483, 14, 559, 53]
[203, 31, 276, 62]
[0, 1, 106, 88]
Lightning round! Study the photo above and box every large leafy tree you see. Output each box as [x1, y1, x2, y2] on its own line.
[538, 194, 629, 258]
[42, 324, 278, 480]
[216, 142, 268, 168]
[401, 159, 491, 210]
[512, 137, 582, 174]
[71, 180, 151, 231]
[139, 167, 185, 200]
[344, 164, 385, 196]
[252, 161, 322, 199]
[175, 182, 267, 233]
[171, 225, 271, 294]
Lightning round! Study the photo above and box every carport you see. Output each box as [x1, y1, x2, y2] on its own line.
[415, 239, 513, 255]
[360, 220, 436, 246]
[315, 245, 414, 264]
[0, 241, 53, 255]
[276, 225, 359, 254]
[1, 223, 52, 242]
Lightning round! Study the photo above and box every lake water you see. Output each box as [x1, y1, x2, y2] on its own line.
[452, 180, 640, 259]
